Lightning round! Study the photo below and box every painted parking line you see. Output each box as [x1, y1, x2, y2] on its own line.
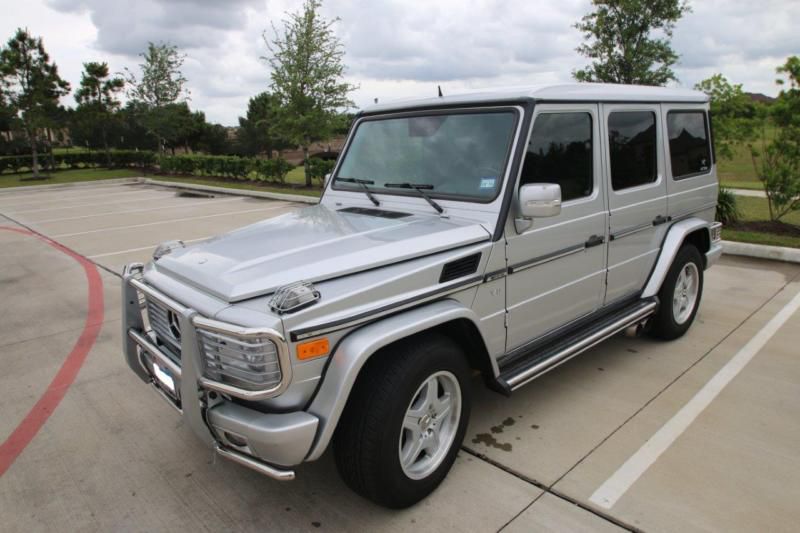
[34, 196, 242, 224]
[5, 192, 198, 215]
[589, 287, 800, 509]
[0, 181, 140, 201]
[0, 187, 162, 209]
[88, 236, 211, 258]
[0, 226, 104, 477]
[49, 203, 292, 238]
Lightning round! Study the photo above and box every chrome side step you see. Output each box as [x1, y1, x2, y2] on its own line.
[215, 444, 296, 481]
[496, 299, 658, 393]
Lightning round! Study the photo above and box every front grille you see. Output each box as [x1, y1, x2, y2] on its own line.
[146, 298, 181, 357]
[197, 329, 282, 391]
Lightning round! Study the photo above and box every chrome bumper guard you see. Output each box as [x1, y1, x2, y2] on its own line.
[128, 276, 292, 401]
[215, 444, 295, 481]
[121, 263, 317, 479]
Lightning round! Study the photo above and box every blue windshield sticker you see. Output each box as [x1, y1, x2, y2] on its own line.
[480, 177, 497, 189]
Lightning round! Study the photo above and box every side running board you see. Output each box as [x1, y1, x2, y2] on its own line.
[493, 298, 658, 395]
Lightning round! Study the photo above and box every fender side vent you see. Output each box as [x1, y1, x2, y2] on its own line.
[440, 253, 481, 283]
[338, 207, 411, 219]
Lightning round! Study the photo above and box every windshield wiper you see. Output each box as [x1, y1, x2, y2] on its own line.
[335, 177, 380, 207]
[384, 182, 444, 214]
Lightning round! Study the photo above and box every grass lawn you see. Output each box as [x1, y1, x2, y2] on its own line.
[716, 124, 776, 190]
[0, 168, 142, 189]
[723, 195, 800, 248]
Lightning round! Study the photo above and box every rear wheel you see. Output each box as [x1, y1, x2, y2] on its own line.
[333, 333, 471, 508]
[649, 244, 704, 340]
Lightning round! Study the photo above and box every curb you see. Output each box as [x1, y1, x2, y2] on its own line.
[143, 178, 320, 204]
[728, 188, 766, 198]
[0, 177, 142, 194]
[722, 240, 800, 264]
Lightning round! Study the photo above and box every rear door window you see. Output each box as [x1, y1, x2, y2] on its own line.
[667, 111, 711, 179]
[608, 111, 658, 191]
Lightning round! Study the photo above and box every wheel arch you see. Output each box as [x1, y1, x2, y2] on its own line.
[642, 217, 712, 299]
[304, 299, 494, 461]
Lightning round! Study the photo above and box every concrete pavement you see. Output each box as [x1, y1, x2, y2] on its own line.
[1, 182, 799, 532]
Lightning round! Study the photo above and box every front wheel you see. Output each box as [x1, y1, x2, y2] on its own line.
[649, 244, 704, 340]
[333, 333, 471, 508]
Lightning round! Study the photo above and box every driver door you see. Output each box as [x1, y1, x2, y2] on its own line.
[505, 104, 608, 351]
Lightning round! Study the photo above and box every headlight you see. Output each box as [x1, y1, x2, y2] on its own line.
[153, 240, 185, 261]
[197, 328, 282, 391]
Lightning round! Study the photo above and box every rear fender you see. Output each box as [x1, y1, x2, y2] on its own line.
[642, 218, 710, 298]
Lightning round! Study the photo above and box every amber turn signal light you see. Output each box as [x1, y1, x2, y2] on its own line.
[296, 338, 330, 360]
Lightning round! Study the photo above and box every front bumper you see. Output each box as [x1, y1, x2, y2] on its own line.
[121, 264, 318, 478]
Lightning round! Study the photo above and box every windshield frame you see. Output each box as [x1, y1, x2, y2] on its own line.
[329, 106, 522, 205]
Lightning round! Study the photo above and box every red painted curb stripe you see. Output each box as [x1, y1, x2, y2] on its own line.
[0, 226, 104, 477]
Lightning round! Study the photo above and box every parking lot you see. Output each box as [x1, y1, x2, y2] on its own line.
[1, 180, 799, 532]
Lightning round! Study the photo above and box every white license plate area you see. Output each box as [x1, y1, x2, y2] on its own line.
[153, 362, 176, 393]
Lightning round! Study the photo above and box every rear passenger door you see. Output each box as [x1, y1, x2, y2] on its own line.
[505, 103, 607, 350]
[603, 104, 669, 304]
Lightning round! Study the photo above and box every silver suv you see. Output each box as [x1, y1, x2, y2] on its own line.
[121, 84, 722, 508]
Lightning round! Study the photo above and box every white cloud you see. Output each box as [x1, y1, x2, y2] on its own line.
[0, 0, 797, 125]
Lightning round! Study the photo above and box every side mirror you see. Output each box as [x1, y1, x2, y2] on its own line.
[515, 183, 561, 233]
[324, 173, 332, 187]
[518, 183, 562, 218]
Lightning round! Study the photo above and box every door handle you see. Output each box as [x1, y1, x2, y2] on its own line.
[652, 215, 671, 226]
[585, 234, 605, 248]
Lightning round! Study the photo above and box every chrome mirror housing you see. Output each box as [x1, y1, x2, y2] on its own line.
[518, 183, 562, 218]
[515, 183, 562, 233]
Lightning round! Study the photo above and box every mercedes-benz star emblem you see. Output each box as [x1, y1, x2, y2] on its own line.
[167, 310, 181, 340]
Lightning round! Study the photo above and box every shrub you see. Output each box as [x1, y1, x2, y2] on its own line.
[307, 157, 335, 185]
[252, 157, 293, 183]
[716, 187, 740, 225]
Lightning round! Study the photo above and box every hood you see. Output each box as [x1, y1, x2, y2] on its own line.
[153, 204, 491, 302]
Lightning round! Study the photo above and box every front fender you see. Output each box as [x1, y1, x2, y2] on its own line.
[304, 299, 486, 461]
[642, 217, 710, 298]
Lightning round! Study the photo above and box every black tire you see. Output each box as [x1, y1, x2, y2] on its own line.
[333, 333, 471, 508]
[649, 244, 704, 340]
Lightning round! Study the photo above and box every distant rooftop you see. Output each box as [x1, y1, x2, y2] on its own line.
[362, 83, 708, 113]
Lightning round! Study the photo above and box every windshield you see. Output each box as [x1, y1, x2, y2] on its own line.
[333, 110, 518, 202]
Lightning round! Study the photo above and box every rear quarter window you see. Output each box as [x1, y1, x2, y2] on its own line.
[667, 111, 712, 179]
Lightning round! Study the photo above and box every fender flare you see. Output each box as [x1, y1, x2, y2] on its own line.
[304, 299, 487, 461]
[641, 217, 710, 298]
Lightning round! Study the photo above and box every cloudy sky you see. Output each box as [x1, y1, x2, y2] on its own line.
[2, 0, 798, 126]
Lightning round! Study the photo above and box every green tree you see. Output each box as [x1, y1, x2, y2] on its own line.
[264, 0, 356, 186]
[0, 28, 70, 177]
[237, 91, 289, 157]
[74, 62, 124, 165]
[573, 0, 691, 86]
[750, 56, 800, 222]
[694, 74, 757, 160]
[125, 42, 189, 152]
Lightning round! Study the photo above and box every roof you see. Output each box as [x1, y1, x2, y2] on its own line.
[361, 83, 708, 114]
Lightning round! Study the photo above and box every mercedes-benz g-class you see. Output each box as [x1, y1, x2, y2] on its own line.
[122, 83, 722, 508]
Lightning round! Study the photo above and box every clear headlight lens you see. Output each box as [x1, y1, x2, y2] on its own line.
[197, 328, 282, 391]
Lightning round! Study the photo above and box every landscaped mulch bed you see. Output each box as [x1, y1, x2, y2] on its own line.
[727, 220, 800, 237]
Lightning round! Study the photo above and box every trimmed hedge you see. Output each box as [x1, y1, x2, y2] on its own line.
[158, 154, 294, 184]
[0, 150, 156, 174]
[0, 150, 300, 187]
